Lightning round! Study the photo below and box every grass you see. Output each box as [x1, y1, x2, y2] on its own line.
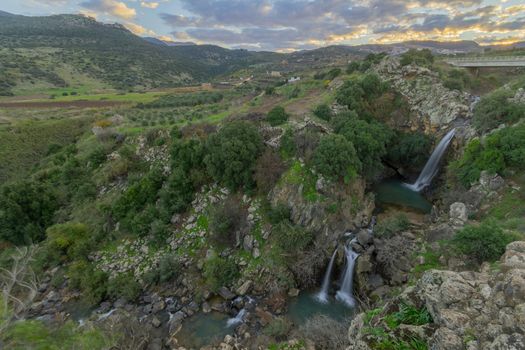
[280, 160, 319, 202]
[0, 116, 93, 182]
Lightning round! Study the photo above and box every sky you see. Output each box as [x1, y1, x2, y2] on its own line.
[2, 0, 525, 51]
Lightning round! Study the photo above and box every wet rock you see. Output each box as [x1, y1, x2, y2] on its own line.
[202, 302, 211, 313]
[218, 287, 235, 300]
[357, 229, 372, 246]
[151, 316, 162, 328]
[243, 235, 254, 251]
[288, 288, 300, 297]
[236, 281, 252, 296]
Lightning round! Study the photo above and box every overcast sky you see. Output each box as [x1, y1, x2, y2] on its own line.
[2, 0, 525, 51]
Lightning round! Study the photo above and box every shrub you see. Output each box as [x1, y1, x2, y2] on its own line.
[0, 180, 60, 245]
[387, 131, 432, 169]
[313, 104, 333, 121]
[273, 221, 314, 252]
[254, 149, 286, 193]
[158, 168, 195, 219]
[451, 221, 519, 263]
[294, 129, 320, 162]
[295, 315, 348, 350]
[374, 214, 410, 238]
[312, 134, 361, 181]
[336, 115, 393, 178]
[443, 78, 464, 91]
[280, 128, 296, 158]
[107, 273, 141, 301]
[67, 261, 108, 304]
[209, 197, 246, 247]
[45, 222, 92, 262]
[264, 317, 293, 339]
[450, 125, 525, 186]
[473, 90, 525, 132]
[267, 203, 291, 225]
[203, 256, 239, 291]
[267, 106, 290, 126]
[400, 49, 434, 67]
[205, 122, 264, 190]
[347, 61, 360, 74]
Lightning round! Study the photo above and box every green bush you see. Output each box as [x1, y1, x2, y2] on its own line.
[203, 255, 239, 291]
[473, 90, 525, 132]
[400, 49, 434, 67]
[313, 104, 333, 121]
[336, 115, 393, 178]
[267, 106, 290, 126]
[267, 203, 291, 225]
[443, 78, 464, 91]
[335, 74, 387, 117]
[107, 273, 141, 301]
[209, 197, 245, 247]
[451, 222, 519, 263]
[273, 221, 314, 252]
[312, 134, 361, 181]
[143, 253, 181, 285]
[280, 128, 296, 158]
[205, 121, 264, 190]
[374, 214, 410, 238]
[264, 317, 293, 338]
[346, 61, 360, 74]
[67, 261, 109, 304]
[387, 131, 432, 169]
[0, 180, 60, 245]
[450, 124, 525, 186]
[45, 222, 92, 263]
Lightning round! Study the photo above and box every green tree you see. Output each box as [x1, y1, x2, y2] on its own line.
[266, 106, 289, 126]
[205, 122, 264, 190]
[312, 134, 361, 181]
[473, 90, 525, 132]
[452, 222, 519, 263]
[0, 180, 59, 245]
[313, 104, 333, 121]
[387, 131, 432, 169]
[337, 116, 393, 178]
[400, 49, 434, 67]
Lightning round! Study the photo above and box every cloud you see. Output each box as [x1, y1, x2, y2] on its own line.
[80, 0, 136, 20]
[157, 0, 525, 50]
[124, 22, 155, 36]
[140, 1, 159, 9]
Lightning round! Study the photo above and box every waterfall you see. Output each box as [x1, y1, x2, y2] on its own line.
[97, 308, 116, 321]
[226, 308, 246, 327]
[315, 248, 338, 304]
[335, 245, 359, 307]
[405, 128, 456, 192]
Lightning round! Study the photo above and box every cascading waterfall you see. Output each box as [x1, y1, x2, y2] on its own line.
[315, 248, 338, 303]
[335, 245, 359, 307]
[405, 128, 456, 192]
[226, 308, 246, 327]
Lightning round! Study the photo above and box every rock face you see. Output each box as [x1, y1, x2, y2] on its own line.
[347, 241, 525, 350]
[374, 57, 472, 132]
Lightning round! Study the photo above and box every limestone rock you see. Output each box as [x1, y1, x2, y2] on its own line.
[449, 202, 468, 227]
[236, 281, 252, 296]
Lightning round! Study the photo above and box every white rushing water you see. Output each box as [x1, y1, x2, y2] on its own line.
[335, 245, 359, 307]
[405, 128, 456, 192]
[315, 248, 338, 304]
[97, 308, 116, 321]
[226, 308, 246, 327]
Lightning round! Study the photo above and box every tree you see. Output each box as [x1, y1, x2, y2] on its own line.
[336, 116, 393, 178]
[387, 131, 432, 169]
[312, 134, 361, 181]
[473, 90, 525, 132]
[0, 180, 59, 245]
[313, 104, 333, 121]
[400, 49, 434, 67]
[254, 149, 286, 193]
[266, 106, 289, 126]
[205, 122, 264, 190]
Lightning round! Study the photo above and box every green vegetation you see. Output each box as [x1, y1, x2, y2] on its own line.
[266, 106, 290, 126]
[451, 221, 520, 263]
[312, 134, 361, 181]
[374, 214, 410, 238]
[205, 121, 264, 190]
[313, 103, 333, 121]
[472, 90, 525, 132]
[400, 49, 434, 67]
[450, 124, 525, 186]
[203, 255, 240, 291]
[387, 131, 432, 170]
[138, 91, 224, 109]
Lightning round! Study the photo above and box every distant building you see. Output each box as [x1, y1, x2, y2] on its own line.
[288, 76, 301, 83]
[201, 83, 212, 90]
[270, 71, 282, 77]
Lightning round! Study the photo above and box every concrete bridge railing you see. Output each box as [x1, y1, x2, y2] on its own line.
[446, 56, 525, 67]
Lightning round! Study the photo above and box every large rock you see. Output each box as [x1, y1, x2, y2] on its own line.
[449, 202, 468, 227]
[347, 241, 525, 350]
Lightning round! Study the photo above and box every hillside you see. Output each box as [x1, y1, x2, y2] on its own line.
[0, 13, 281, 95]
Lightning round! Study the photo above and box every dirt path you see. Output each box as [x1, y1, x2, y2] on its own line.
[0, 100, 127, 109]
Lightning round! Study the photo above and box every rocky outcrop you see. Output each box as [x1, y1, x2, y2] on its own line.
[348, 241, 525, 350]
[374, 57, 472, 133]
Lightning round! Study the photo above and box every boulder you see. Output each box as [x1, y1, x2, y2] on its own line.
[236, 281, 252, 296]
[218, 287, 235, 300]
[449, 202, 467, 227]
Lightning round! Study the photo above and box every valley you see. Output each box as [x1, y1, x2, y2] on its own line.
[0, 11, 525, 350]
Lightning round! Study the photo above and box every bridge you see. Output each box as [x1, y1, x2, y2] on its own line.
[446, 56, 525, 67]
